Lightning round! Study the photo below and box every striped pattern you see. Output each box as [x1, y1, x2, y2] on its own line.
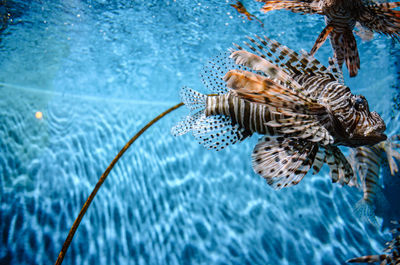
[173, 35, 386, 189]
[252, 136, 319, 189]
[257, 0, 400, 77]
[205, 93, 277, 135]
[348, 136, 400, 224]
[324, 145, 353, 185]
[352, 144, 381, 205]
[235, 35, 386, 148]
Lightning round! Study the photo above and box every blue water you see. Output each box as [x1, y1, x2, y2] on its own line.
[1, 0, 400, 264]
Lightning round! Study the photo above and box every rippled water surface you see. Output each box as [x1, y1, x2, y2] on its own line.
[1, 0, 400, 264]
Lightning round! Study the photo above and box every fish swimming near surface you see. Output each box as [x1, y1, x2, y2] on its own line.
[256, 0, 400, 77]
[230, 0, 264, 27]
[348, 135, 400, 224]
[347, 220, 400, 264]
[171, 35, 387, 189]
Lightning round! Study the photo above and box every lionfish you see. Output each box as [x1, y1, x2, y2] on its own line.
[347, 220, 400, 264]
[349, 135, 400, 224]
[256, 0, 400, 77]
[171, 35, 387, 189]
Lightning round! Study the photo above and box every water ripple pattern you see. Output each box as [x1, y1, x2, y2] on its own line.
[0, 0, 399, 265]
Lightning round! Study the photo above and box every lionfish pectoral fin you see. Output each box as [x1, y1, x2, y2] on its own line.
[238, 35, 342, 96]
[357, 2, 400, 41]
[330, 30, 360, 77]
[229, 49, 303, 91]
[266, 116, 334, 145]
[324, 146, 354, 185]
[310, 25, 334, 56]
[257, 0, 321, 15]
[346, 254, 387, 263]
[224, 69, 326, 115]
[252, 136, 319, 190]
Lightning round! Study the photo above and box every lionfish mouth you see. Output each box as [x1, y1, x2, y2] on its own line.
[364, 131, 387, 143]
[364, 119, 387, 142]
[347, 132, 387, 147]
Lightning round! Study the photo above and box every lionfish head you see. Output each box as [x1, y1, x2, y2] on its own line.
[341, 95, 387, 147]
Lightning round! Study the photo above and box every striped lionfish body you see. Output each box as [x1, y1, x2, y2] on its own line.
[349, 135, 400, 224]
[172, 35, 387, 189]
[347, 220, 400, 264]
[257, 0, 400, 77]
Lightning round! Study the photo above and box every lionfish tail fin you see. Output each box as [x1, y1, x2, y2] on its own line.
[171, 87, 206, 136]
[330, 29, 360, 77]
[172, 87, 251, 150]
[354, 199, 378, 226]
[346, 255, 386, 263]
[257, 0, 320, 14]
[180, 86, 207, 113]
[252, 136, 318, 190]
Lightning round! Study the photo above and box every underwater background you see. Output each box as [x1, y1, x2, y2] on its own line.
[1, 0, 400, 264]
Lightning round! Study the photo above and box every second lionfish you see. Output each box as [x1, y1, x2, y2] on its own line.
[257, 0, 400, 77]
[172, 35, 387, 189]
[349, 135, 400, 224]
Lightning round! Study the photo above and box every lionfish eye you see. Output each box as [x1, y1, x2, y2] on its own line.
[354, 96, 366, 111]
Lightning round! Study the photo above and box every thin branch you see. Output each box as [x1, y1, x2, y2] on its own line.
[55, 102, 184, 265]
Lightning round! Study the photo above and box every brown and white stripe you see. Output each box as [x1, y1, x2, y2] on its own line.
[205, 93, 278, 135]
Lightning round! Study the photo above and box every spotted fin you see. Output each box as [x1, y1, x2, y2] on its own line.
[200, 51, 247, 95]
[357, 2, 400, 41]
[257, 0, 322, 15]
[252, 136, 319, 190]
[192, 114, 250, 151]
[354, 199, 378, 226]
[346, 254, 387, 263]
[172, 112, 203, 136]
[171, 87, 207, 136]
[324, 146, 354, 185]
[329, 29, 360, 77]
[180, 86, 207, 113]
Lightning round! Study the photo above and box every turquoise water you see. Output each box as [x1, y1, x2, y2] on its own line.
[0, 0, 399, 264]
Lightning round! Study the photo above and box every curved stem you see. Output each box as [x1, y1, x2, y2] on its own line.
[55, 102, 184, 265]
